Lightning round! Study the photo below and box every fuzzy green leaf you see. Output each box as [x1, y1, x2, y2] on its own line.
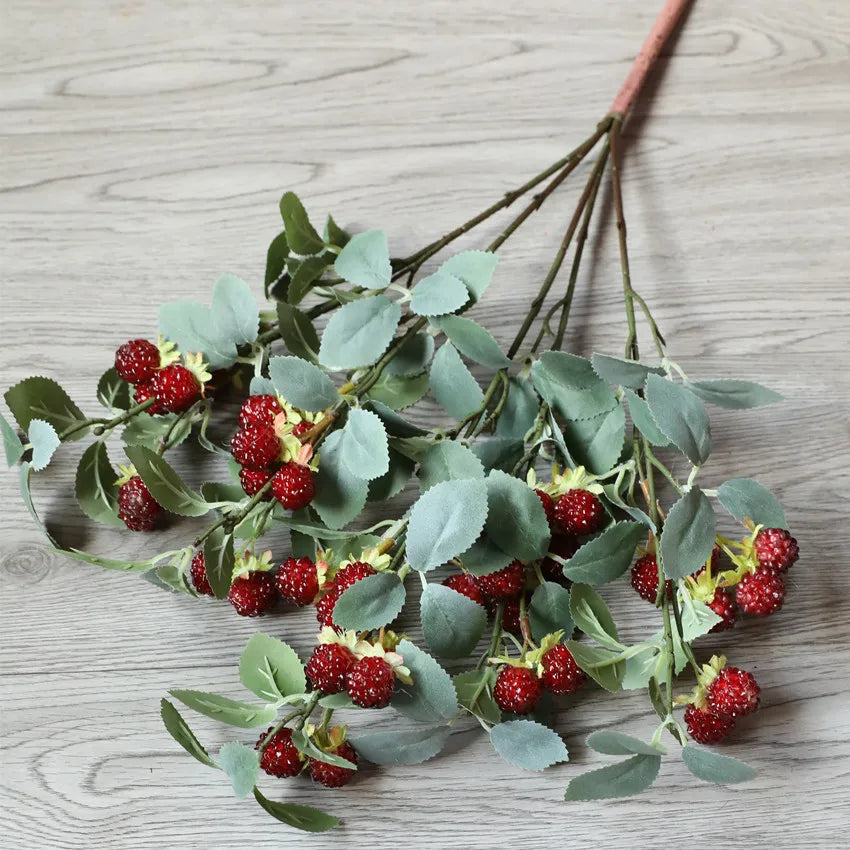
[496, 378, 539, 441]
[122, 413, 191, 451]
[590, 354, 664, 389]
[560, 404, 626, 475]
[366, 371, 430, 410]
[333, 572, 406, 630]
[1, 414, 25, 467]
[5, 376, 87, 441]
[681, 745, 757, 784]
[434, 314, 511, 369]
[264, 231, 289, 298]
[96, 367, 132, 411]
[269, 355, 337, 412]
[623, 389, 671, 447]
[528, 582, 573, 644]
[334, 229, 391, 289]
[219, 742, 259, 798]
[458, 534, 514, 577]
[169, 690, 278, 728]
[686, 379, 782, 409]
[565, 754, 661, 800]
[420, 583, 487, 658]
[586, 730, 664, 756]
[418, 440, 484, 492]
[438, 250, 498, 303]
[660, 488, 716, 580]
[338, 408, 389, 480]
[384, 333, 434, 377]
[279, 191, 324, 254]
[349, 725, 451, 766]
[28, 419, 60, 471]
[311, 429, 369, 530]
[491, 720, 569, 771]
[569, 584, 622, 649]
[484, 470, 550, 561]
[324, 214, 351, 248]
[318, 295, 401, 370]
[565, 641, 624, 692]
[716, 478, 787, 529]
[290, 729, 357, 769]
[429, 342, 483, 419]
[253, 788, 339, 833]
[276, 302, 320, 362]
[124, 445, 210, 516]
[645, 374, 711, 465]
[410, 270, 469, 316]
[239, 633, 306, 702]
[204, 527, 235, 599]
[453, 669, 501, 725]
[75, 441, 123, 527]
[368, 447, 415, 502]
[563, 522, 644, 585]
[531, 352, 617, 421]
[392, 639, 459, 722]
[160, 698, 217, 769]
[287, 255, 328, 305]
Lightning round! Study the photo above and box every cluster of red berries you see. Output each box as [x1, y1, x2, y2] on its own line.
[255, 726, 358, 788]
[117, 474, 162, 531]
[684, 663, 761, 744]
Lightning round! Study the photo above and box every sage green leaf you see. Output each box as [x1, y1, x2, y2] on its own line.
[333, 572, 405, 630]
[318, 295, 401, 370]
[239, 633, 306, 702]
[645, 374, 711, 465]
[324, 214, 351, 248]
[569, 584, 622, 649]
[392, 639, 459, 722]
[590, 353, 664, 389]
[276, 302, 320, 362]
[368, 447, 415, 502]
[563, 522, 644, 585]
[75, 441, 123, 527]
[471, 435, 523, 473]
[318, 693, 356, 709]
[686, 379, 782, 409]
[338, 408, 389, 480]
[264, 230, 289, 298]
[349, 725, 451, 766]
[311, 429, 369, 530]
[564, 753, 661, 800]
[333, 229, 391, 289]
[124, 445, 210, 516]
[429, 342, 483, 419]
[28, 419, 60, 471]
[458, 533, 514, 577]
[5, 376, 87, 440]
[418, 441, 484, 491]
[204, 527, 235, 599]
[453, 669, 501, 725]
[420, 582, 487, 658]
[279, 191, 324, 254]
[287, 255, 328, 305]
[681, 745, 757, 784]
[496, 378, 539, 441]
[407, 478, 488, 571]
[435, 315, 511, 369]
[366, 371, 430, 410]
[290, 729, 357, 769]
[530, 352, 617, 420]
[660, 488, 716, 580]
[528, 582, 573, 644]
[384, 332, 435, 377]
[716, 478, 787, 529]
[211, 274, 260, 347]
[565, 641, 624, 692]
[410, 270, 469, 316]
[484, 470, 550, 561]
[160, 698, 217, 769]
[169, 690, 278, 728]
[600, 482, 656, 531]
[253, 788, 339, 833]
[438, 250, 498, 302]
[491, 720, 569, 771]
[122, 413, 190, 451]
[621, 644, 666, 691]
[624, 389, 671, 446]
[679, 596, 723, 641]
[586, 730, 664, 757]
[268, 355, 336, 412]
[1, 414, 25, 467]
[560, 404, 626, 474]
[219, 742, 259, 798]
[96, 367, 131, 411]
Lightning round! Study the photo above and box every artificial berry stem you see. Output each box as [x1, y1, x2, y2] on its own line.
[58, 397, 156, 441]
[193, 479, 274, 547]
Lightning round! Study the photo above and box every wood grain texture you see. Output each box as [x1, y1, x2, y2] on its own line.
[2, 0, 850, 847]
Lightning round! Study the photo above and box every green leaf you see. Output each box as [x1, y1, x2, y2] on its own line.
[484, 470, 550, 561]
[28, 419, 60, 471]
[471, 436, 524, 474]
[410, 270, 469, 316]
[268, 355, 336, 412]
[264, 231, 289, 298]
[318, 295, 401, 370]
[458, 534, 514, 577]
[384, 332, 434, 377]
[586, 730, 664, 756]
[681, 745, 757, 784]
[211, 274, 260, 347]
[569, 584, 622, 649]
[563, 522, 644, 585]
[453, 669, 501, 725]
[679, 596, 723, 641]
[623, 389, 671, 447]
[420, 582, 487, 658]
[392, 639, 458, 722]
[565, 753, 661, 800]
[600, 482, 656, 531]
[491, 720, 569, 771]
[279, 191, 324, 254]
[5, 376, 87, 440]
[686, 379, 782, 409]
[219, 742, 259, 798]
[96, 367, 131, 411]
[287, 255, 328, 305]
[528, 582, 573, 644]
[239, 633, 306, 702]
[438, 250, 498, 303]
[253, 788, 339, 833]
[169, 690, 278, 728]
[496, 378, 539, 441]
[366, 371, 430, 410]
[204, 527, 235, 599]
[368, 447, 415, 502]
[429, 342, 483, 419]
[276, 302, 320, 362]
[660, 487, 716, 580]
[75, 441, 123, 527]
[349, 725, 451, 765]
[338, 409, 389, 480]
[560, 405, 626, 475]
[531, 352, 617, 420]
[311, 429, 369, 530]
[333, 229, 391, 289]
[645, 374, 711, 465]
[565, 641, 624, 692]
[716, 478, 787, 529]
[122, 413, 190, 451]
[418, 441, 484, 491]
[290, 729, 356, 769]
[434, 315, 511, 369]
[124, 444, 210, 516]
[324, 214, 351, 248]
[590, 354, 664, 389]
[621, 644, 666, 691]
[407, 478, 488, 571]
[160, 698, 217, 769]
[1, 414, 25, 467]
[333, 572, 406, 630]
[318, 692, 356, 709]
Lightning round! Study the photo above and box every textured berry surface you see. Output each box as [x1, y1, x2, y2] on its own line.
[190, 551, 213, 596]
[230, 424, 281, 471]
[541, 534, 579, 582]
[256, 727, 302, 778]
[541, 644, 586, 694]
[132, 381, 166, 415]
[493, 665, 542, 715]
[239, 467, 274, 498]
[316, 586, 342, 627]
[152, 364, 201, 413]
[535, 489, 555, 527]
[346, 656, 395, 708]
[707, 587, 737, 632]
[554, 489, 604, 536]
[501, 597, 522, 636]
[239, 394, 283, 429]
[477, 561, 525, 600]
[630, 554, 671, 602]
[117, 476, 162, 531]
[685, 704, 736, 745]
[306, 644, 356, 694]
[736, 567, 786, 616]
[228, 572, 277, 617]
[309, 742, 358, 788]
[706, 667, 761, 718]
[754, 528, 799, 572]
[272, 462, 316, 510]
[442, 573, 487, 607]
[316, 562, 378, 626]
[292, 421, 312, 440]
[277, 557, 319, 606]
[115, 339, 160, 384]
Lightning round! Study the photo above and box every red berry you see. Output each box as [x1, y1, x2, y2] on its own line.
[630, 554, 671, 602]
[239, 394, 283, 429]
[707, 587, 737, 632]
[316, 562, 377, 627]
[306, 644, 356, 694]
[754, 528, 798, 572]
[271, 462, 316, 510]
[239, 467, 274, 498]
[152, 364, 201, 413]
[230, 424, 281, 471]
[132, 380, 166, 415]
[277, 557, 320, 606]
[684, 704, 736, 745]
[309, 741, 358, 788]
[346, 656, 395, 708]
[736, 567, 785, 616]
[706, 667, 760, 718]
[256, 727, 302, 778]
[541, 644, 586, 695]
[493, 665, 542, 715]
[442, 573, 487, 607]
[228, 571, 277, 617]
[554, 489, 604, 536]
[292, 421, 312, 440]
[501, 597, 522, 636]
[190, 551, 213, 596]
[115, 339, 160, 384]
[117, 476, 162, 531]
[535, 489, 555, 528]
[541, 534, 579, 582]
[316, 585, 342, 627]
[478, 561, 525, 600]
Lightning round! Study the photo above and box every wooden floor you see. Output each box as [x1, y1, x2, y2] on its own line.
[2, 1, 849, 847]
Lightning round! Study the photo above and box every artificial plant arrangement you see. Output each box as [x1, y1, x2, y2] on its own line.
[1, 0, 799, 833]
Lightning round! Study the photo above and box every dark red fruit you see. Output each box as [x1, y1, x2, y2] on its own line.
[277, 556, 319, 606]
[239, 467, 274, 498]
[152, 364, 201, 413]
[684, 704, 736, 745]
[442, 573, 487, 607]
[115, 339, 160, 384]
[541, 534, 580, 582]
[271, 462, 315, 510]
[230, 424, 281, 471]
[554, 489, 604, 536]
[292, 421, 312, 440]
[540, 644, 586, 695]
[736, 567, 785, 617]
[117, 476, 162, 531]
[239, 394, 283, 429]
[631, 554, 671, 602]
[707, 587, 737, 632]
[316, 586, 342, 627]
[478, 561, 525, 600]
[309, 741, 358, 788]
[190, 551, 213, 596]
[754, 528, 798, 572]
[346, 656, 395, 708]
[316, 562, 377, 627]
[493, 665, 542, 715]
[306, 644, 356, 694]
[132, 380, 166, 415]
[228, 571, 277, 617]
[706, 667, 760, 718]
[256, 727, 302, 778]
[535, 489, 555, 528]
[501, 597, 522, 636]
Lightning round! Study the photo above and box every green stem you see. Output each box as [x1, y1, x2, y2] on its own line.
[193, 480, 273, 547]
[293, 691, 322, 732]
[670, 591, 701, 676]
[59, 397, 156, 441]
